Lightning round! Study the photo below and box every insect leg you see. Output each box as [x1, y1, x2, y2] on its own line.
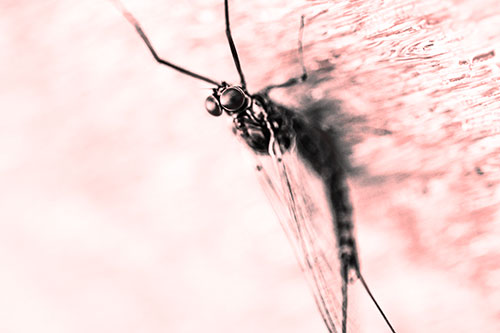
[224, 0, 247, 89]
[110, 0, 221, 86]
[357, 272, 398, 333]
[298, 15, 308, 82]
[263, 15, 308, 94]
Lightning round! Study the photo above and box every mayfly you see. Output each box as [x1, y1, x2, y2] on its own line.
[112, 1, 398, 332]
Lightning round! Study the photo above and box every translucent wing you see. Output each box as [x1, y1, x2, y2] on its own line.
[254, 142, 357, 333]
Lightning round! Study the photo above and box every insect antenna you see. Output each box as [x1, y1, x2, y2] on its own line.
[357, 271, 397, 333]
[224, 0, 247, 89]
[111, 0, 221, 86]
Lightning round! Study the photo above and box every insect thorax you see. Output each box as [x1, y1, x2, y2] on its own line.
[204, 83, 294, 155]
[232, 93, 295, 155]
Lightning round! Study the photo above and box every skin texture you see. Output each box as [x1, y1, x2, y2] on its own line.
[1, 0, 499, 332]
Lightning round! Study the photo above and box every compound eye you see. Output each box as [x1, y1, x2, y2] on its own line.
[205, 95, 222, 116]
[220, 87, 246, 111]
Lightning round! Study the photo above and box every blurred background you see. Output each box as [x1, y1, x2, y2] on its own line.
[1, 0, 499, 332]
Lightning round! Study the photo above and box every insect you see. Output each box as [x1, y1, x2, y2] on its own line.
[112, 1, 398, 332]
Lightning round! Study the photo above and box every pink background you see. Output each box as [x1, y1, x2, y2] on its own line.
[1, 0, 499, 332]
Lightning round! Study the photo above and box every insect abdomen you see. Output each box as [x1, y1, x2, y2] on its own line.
[293, 115, 360, 272]
[327, 175, 360, 272]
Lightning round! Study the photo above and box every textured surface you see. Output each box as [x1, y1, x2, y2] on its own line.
[1, 0, 499, 332]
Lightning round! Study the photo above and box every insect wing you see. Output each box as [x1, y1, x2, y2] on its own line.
[255, 145, 356, 333]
